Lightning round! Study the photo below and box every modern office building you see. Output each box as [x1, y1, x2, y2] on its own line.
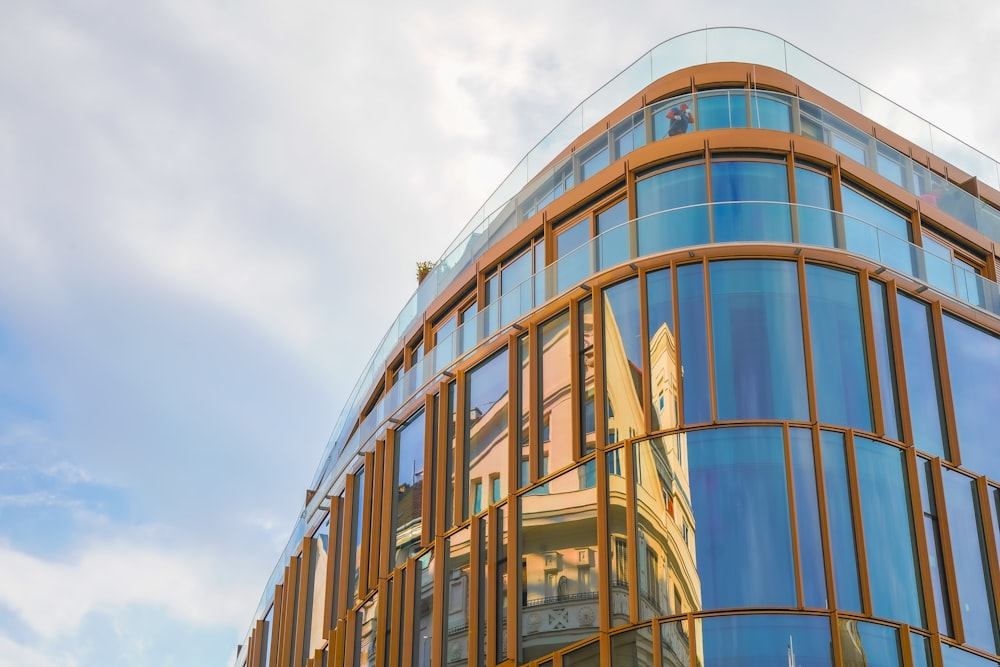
[234, 28, 1000, 667]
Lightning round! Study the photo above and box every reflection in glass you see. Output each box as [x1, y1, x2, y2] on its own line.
[496, 505, 509, 663]
[699, 614, 832, 666]
[790, 428, 827, 608]
[911, 633, 931, 667]
[842, 186, 913, 274]
[518, 335, 530, 489]
[580, 298, 596, 454]
[604, 278, 644, 445]
[942, 469, 999, 653]
[349, 466, 366, 601]
[751, 94, 792, 131]
[897, 294, 948, 458]
[917, 458, 953, 636]
[838, 619, 900, 666]
[868, 281, 901, 440]
[820, 431, 861, 612]
[394, 410, 425, 567]
[519, 464, 599, 662]
[711, 161, 792, 242]
[557, 218, 592, 293]
[660, 619, 690, 667]
[444, 527, 471, 665]
[636, 165, 708, 254]
[677, 264, 710, 424]
[597, 199, 630, 270]
[303, 516, 330, 659]
[710, 260, 809, 421]
[634, 435, 699, 621]
[941, 644, 1000, 667]
[689, 427, 795, 608]
[646, 268, 678, 432]
[562, 640, 600, 667]
[855, 437, 924, 627]
[445, 382, 457, 528]
[607, 448, 631, 628]
[806, 265, 871, 430]
[611, 626, 654, 667]
[540, 311, 575, 474]
[355, 594, 378, 667]
[795, 166, 836, 247]
[466, 350, 509, 519]
[943, 315, 1000, 481]
[413, 551, 434, 667]
[697, 91, 746, 129]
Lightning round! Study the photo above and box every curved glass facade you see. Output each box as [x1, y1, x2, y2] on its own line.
[235, 32, 1000, 667]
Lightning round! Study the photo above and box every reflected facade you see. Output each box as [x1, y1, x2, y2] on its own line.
[235, 29, 1000, 667]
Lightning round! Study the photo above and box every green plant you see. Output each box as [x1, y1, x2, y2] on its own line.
[416, 260, 436, 283]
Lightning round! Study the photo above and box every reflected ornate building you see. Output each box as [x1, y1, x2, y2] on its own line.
[235, 29, 1000, 667]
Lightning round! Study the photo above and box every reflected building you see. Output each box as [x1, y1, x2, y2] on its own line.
[235, 29, 1000, 667]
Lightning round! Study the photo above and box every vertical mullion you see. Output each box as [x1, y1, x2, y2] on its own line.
[858, 269, 885, 437]
[930, 301, 960, 466]
[434, 380, 450, 536]
[797, 257, 820, 424]
[528, 325, 540, 483]
[387, 573, 404, 667]
[279, 565, 297, 667]
[829, 612, 845, 666]
[507, 498, 519, 663]
[784, 423, 805, 609]
[844, 432, 874, 616]
[507, 332, 519, 496]
[373, 579, 388, 667]
[338, 476, 357, 621]
[295, 540, 313, 667]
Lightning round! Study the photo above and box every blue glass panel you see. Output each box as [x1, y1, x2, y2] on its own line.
[868, 281, 901, 440]
[697, 92, 746, 129]
[556, 219, 592, 293]
[677, 264, 711, 424]
[855, 437, 924, 627]
[700, 614, 832, 666]
[897, 294, 948, 458]
[466, 349, 509, 520]
[795, 167, 836, 247]
[710, 260, 809, 421]
[942, 315, 1000, 481]
[790, 428, 827, 608]
[941, 644, 1000, 667]
[604, 279, 644, 444]
[597, 199, 630, 270]
[805, 265, 871, 430]
[394, 410, 425, 566]
[689, 427, 796, 608]
[711, 161, 792, 242]
[647, 269, 677, 431]
[820, 431, 862, 612]
[942, 469, 999, 653]
[751, 95, 792, 131]
[839, 620, 900, 666]
[841, 186, 913, 273]
[917, 458, 953, 636]
[910, 633, 931, 667]
[636, 165, 708, 254]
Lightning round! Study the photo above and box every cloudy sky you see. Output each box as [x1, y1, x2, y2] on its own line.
[1, 1, 998, 665]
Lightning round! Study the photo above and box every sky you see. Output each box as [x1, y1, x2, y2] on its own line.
[1, 1, 999, 665]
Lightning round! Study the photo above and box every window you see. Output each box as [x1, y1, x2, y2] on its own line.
[472, 479, 483, 515]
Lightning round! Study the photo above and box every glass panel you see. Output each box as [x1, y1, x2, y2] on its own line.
[349, 466, 366, 601]
[941, 644, 1000, 667]
[557, 219, 592, 293]
[608, 448, 631, 628]
[942, 469, 999, 653]
[496, 505, 509, 664]
[519, 463, 599, 662]
[413, 551, 434, 667]
[647, 268, 678, 432]
[855, 437, 924, 627]
[697, 91, 746, 130]
[466, 349, 509, 518]
[604, 278, 644, 445]
[910, 633, 931, 667]
[795, 167, 836, 247]
[444, 526, 471, 665]
[917, 458, 954, 636]
[540, 311, 575, 474]
[942, 315, 1000, 481]
[579, 297, 596, 454]
[820, 431, 862, 612]
[636, 165, 709, 254]
[303, 516, 330, 659]
[610, 626, 654, 667]
[710, 161, 792, 243]
[261, 606, 274, 667]
[660, 618, 691, 667]
[660, 99, 695, 137]
[518, 334, 530, 489]
[355, 594, 378, 667]
[805, 265, 871, 430]
[677, 264, 711, 424]
[839, 620, 901, 666]
[394, 409, 425, 567]
[563, 640, 600, 666]
[897, 294, 948, 458]
[921, 233, 956, 293]
[445, 382, 457, 527]
[751, 94, 792, 131]
[868, 281, 901, 440]
[689, 427, 795, 608]
[841, 186, 913, 274]
[698, 614, 832, 666]
[710, 260, 809, 422]
[597, 199, 630, 270]
[790, 428, 827, 608]
[634, 434, 697, 621]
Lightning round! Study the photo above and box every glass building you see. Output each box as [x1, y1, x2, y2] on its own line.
[234, 29, 1000, 667]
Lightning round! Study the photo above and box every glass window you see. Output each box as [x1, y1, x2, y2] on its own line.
[580, 137, 609, 181]
[750, 94, 792, 132]
[604, 278, 644, 445]
[355, 594, 378, 667]
[711, 160, 792, 242]
[500, 250, 533, 327]
[917, 458, 953, 636]
[613, 111, 646, 159]
[445, 382, 457, 528]
[609, 455, 631, 625]
[517, 334, 530, 489]
[677, 264, 711, 424]
[820, 431, 862, 612]
[444, 527, 472, 664]
[897, 294, 948, 458]
[710, 260, 809, 422]
[841, 186, 913, 273]
[413, 551, 434, 667]
[942, 469, 999, 653]
[943, 315, 1000, 480]
[790, 428, 827, 608]
[689, 427, 795, 608]
[911, 633, 932, 667]
[697, 91, 746, 129]
[795, 166, 836, 247]
[660, 619, 690, 667]
[805, 265, 871, 430]
[653, 98, 695, 139]
[466, 350, 509, 520]
[698, 614, 832, 666]
[636, 164, 709, 254]
[596, 199, 630, 270]
[393, 410, 425, 567]
[579, 297, 596, 454]
[855, 437, 924, 627]
[556, 218, 592, 293]
[303, 516, 330, 660]
[839, 620, 901, 666]
[646, 268, 677, 432]
[869, 281, 901, 440]
[563, 640, 600, 666]
[349, 466, 366, 601]
[495, 505, 509, 664]
[539, 311, 575, 473]
[611, 627, 654, 667]
[519, 464, 599, 662]
[261, 605, 274, 667]
[921, 232, 957, 294]
[941, 644, 1000, 667]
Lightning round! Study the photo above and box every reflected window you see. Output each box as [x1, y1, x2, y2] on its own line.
[465, 350, 509, 520]
[579, 297, 596, 454]
[539, 311, 576, 472]
[698, 614, 832, 666]
[750, 93, 792, 131]
[839, 620, 901, 667]
[393, 410, 425, 567]
[646, 268, 678, 431]
[604, 278, 644, 444]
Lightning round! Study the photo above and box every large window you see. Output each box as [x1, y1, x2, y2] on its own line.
[636, 164, 708, 254]
[465, 349, 510, 519]
[710, 159, 791, 242]
[393, 409, 425, 566]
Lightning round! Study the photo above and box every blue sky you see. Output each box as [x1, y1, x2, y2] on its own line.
[1, 1, 998, 665]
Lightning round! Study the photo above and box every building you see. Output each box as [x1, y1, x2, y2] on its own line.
[234, 28, 1000, 667]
